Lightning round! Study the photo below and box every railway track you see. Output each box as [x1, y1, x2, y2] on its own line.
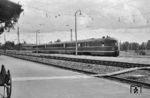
[5, 51, 150, 68]
[1, 51, 150, 88]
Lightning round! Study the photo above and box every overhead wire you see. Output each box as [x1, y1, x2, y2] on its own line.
[18, 1, 150, 29]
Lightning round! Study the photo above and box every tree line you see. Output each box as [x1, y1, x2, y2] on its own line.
[120, 40, 150, 51]
[0, 41, 23, 50]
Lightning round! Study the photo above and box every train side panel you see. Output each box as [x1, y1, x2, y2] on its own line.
[32, 37, 120, 56]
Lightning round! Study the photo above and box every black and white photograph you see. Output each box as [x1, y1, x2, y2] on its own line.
[0, 0, 150, 98]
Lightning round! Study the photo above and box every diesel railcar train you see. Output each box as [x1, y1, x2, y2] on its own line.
[32, 36, 119, 56]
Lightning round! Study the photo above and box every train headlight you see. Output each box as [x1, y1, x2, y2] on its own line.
[112, 46, 118, 50]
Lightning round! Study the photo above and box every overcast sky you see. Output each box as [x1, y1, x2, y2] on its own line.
[1, 0, 150, 44]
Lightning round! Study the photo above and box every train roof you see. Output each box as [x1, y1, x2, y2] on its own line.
[35, 36, 118, 46]
[77, 36, 117, 42]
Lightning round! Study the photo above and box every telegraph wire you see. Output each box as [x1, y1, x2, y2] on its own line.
[18, 2, 150, 29]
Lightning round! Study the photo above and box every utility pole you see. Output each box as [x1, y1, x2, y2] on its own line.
[4, 34, 6, 44]
[36, 30, 40, 53]
[70, 29, 72, 41]
[36, 31, 38, 53]
[75, 10, 82, 55]
[4, 34, 6, 53]
[17, 26, 20, 50]
[17, 26, 20, 44]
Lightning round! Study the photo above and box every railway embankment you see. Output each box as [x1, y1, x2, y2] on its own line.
[1, 50, 150, 88]
[0, 50, 124, 74]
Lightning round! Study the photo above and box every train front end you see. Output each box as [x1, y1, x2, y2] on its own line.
[88, 36, 119, 56]
[103, 37, 119, 56]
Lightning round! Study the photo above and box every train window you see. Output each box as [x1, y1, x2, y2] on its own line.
[66, 43, 69, 47]
[94, 41, 101, 46]
[80, 42, 86, 47]
[59, 44, 63, 47]
[72, 43, 75, 47]
[98, 41, 102, 46]
[47, 44, 52, 48]
[49, 45, 52, 47]
[88, 42, 92, 46]
[86, 42, 88, 47]
[85, 42, 88, 47]
[65, 43, 75, 48]
[87, 41, 98, 46]
[86, 42, 93, 46]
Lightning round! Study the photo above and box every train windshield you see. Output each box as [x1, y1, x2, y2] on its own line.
[104, 40, 118, 46]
